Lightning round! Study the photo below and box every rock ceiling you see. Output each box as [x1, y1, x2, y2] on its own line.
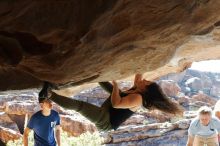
[0, 0, 220, 92]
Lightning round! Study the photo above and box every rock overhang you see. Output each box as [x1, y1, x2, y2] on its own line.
[0, 0, 220, 92]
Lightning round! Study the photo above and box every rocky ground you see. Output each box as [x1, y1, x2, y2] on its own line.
[0, 69, 219, 145]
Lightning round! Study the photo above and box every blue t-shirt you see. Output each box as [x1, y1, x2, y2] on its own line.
[27, 110, 60, 146]
[188, 117, 220, 137]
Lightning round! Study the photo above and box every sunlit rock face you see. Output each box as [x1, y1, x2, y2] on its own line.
[1, 0, 220, 91]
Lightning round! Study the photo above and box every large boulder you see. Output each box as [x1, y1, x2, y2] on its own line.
[159, 80, 181, 97]
[190, 92, 217, 106]
[0, 126, 22, 143]
[0, 112, 19, 131]
[103, 119, 191, 145]
[210, 81, 220, 98]
[0, 112, 21, 143]
[185, 77, 203, 92]
[1, 1, 220, 91]
[60, 115, 97, 137]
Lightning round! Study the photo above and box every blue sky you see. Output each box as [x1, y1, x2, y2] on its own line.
[190, 60, 220, 73]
